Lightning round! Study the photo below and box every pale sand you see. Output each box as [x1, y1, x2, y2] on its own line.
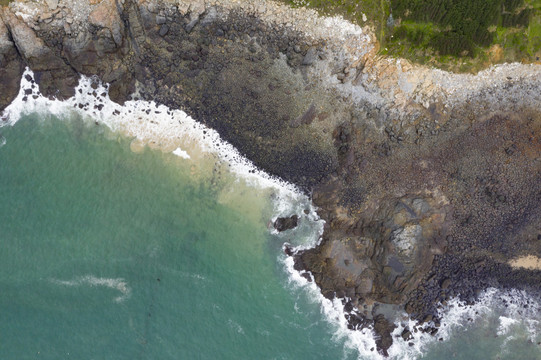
[508, 255, 541, 270]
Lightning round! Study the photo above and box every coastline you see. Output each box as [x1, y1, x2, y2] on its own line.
[1, 0, 541, 356]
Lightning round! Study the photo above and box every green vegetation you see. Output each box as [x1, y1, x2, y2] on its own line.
[283, 0, 541, 72]
[392, 0, 516, 55]
[0, 0, 539, 72]
[387, 0, 541, 70]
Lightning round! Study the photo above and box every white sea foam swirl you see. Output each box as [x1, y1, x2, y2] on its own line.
[50, 275, 131, 303]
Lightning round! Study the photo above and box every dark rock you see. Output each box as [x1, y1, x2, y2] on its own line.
[1, 1, 539, 351]
[284, 244, 293, 256]
[186, 18, 199, 33]
[3, 9, 78, 99]
[290, 103, 317, 127]
[401, 329, 412, 341]
[159, 24, 169, 37]
[156, 15, 166, 25]
[373, 314, 396, 356]
[441, 278, 451, 289]
[274, 215, 299, 232]
[0, 11, 31, 110]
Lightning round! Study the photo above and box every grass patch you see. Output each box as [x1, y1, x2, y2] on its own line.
[387, 0, 541, 70]
[0, 0, 12, 6]
[281, 0, 541, 72]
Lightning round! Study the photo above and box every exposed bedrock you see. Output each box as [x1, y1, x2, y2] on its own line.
[0, 11, 24, 110]
[296, 109, 541, 353]
[0, 0, 540, 356]
[0, 7, 78, 100]
[274, 214, 298, 232]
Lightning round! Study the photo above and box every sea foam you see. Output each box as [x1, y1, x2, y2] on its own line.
[284, 249, 541, 360]
[50, 275, 131, 303]
[1, 68, 312, 222]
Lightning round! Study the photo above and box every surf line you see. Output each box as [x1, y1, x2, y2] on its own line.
[1, 68, 318, 222]
[283, 246, 541, 360]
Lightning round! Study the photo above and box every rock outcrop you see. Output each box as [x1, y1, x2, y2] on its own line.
[0, 0, 540, 355]
[0, 9, 24, 110]
[1, 7, 77, 99]
[274, 215, 298, 232]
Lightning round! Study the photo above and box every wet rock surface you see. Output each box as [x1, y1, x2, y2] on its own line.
[0, 10, 24, 111]
[274, 215, 298, 232]
[1, 0, 540, 356]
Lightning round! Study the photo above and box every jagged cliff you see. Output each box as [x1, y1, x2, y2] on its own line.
[1, 0, 540, 355]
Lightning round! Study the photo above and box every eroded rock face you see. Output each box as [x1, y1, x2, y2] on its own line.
[1, 0, 540, 356]
[296, 193, 450, 304]
[1, 8, 78, 99]
[0, 9, 24, 111]
[295, 107, 541, 354]
[88, 0, 124, 48]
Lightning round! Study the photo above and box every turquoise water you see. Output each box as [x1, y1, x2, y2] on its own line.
[1, 112, 540, 360]
[0, 114, 346, 359]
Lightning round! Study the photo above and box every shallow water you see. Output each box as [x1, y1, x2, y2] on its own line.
[1, 108, 540, 360]
[0, 113, 351, 359]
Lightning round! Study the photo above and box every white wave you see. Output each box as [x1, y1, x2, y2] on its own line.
[0, 68, 313, 223]
[283, 255, 381, 360]
[391, 288, 541, 358]
[3, 68, 540, 360]
[284, 244, 541, 360]
[498, 316, 518, 336]
[172, 147, 190, 159]
[227, 319, 245, 335]
[50, 275, 131, 303]
[387, 288, 540, 359]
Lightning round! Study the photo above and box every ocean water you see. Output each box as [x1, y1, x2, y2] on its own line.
[1, 73, 540, 360]
[0, 113, 344, 359]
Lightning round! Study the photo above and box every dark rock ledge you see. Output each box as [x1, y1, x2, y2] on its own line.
[1, 0, 540, 356]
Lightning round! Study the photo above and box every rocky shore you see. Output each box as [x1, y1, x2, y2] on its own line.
[1, 0, 540, 355]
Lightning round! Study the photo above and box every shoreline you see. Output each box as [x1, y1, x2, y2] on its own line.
[1, 0, 541, 356]
[1, 67, 309, 209]
[3, 64, 541, 360]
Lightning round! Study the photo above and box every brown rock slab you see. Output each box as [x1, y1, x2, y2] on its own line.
[2, 9, 77, 99]
[0, 9, 24, 111]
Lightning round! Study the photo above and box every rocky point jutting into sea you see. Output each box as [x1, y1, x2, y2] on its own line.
[1, 0, 540, 355]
